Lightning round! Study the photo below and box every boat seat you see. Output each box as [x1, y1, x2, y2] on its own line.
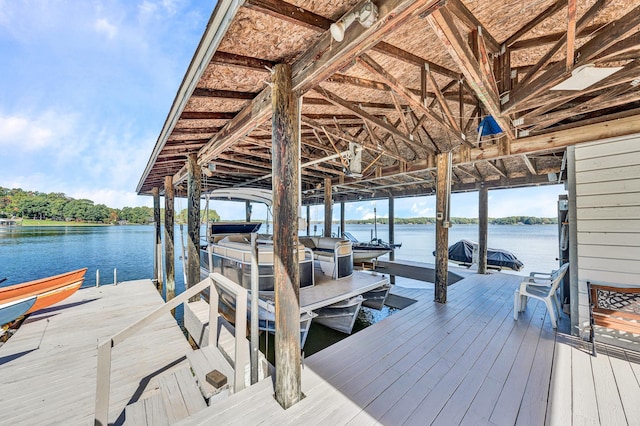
[214, 237, 307, 263]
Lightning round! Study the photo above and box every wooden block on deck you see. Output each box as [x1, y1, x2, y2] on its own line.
[206, 370, 228, 388]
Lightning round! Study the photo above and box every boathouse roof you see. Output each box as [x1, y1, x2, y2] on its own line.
[137, 0, 640, 202]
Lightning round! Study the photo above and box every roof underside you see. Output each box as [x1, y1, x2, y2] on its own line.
[137, 0, 640, 203]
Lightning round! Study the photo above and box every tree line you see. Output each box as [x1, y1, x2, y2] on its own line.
[346, 216, 557, 225]
[0, 187, 220, 225]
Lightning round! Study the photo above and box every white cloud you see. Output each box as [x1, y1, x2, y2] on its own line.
[410, 200, 433, 217]
[0, 111, 76, 151]
[95, 18, 118, 39]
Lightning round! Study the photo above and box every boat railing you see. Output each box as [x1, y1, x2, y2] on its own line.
[94, 272, 249, 426]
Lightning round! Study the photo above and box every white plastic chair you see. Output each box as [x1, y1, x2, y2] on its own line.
[513, 262, 569, 329]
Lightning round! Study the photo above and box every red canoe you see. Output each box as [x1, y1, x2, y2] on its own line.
[0, 268, 87, 315]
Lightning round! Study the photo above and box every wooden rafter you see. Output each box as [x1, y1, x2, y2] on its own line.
[180, 111, 236, 120]
[390, 91, 412, 136]
[424, 64, 460, 132]
[446, 0, 499, 52]
[505, 0, 567, 47]
[503, 3, 640, 113]
[357, 54, 468, 146]
[532, 85, 640, 130]
[188, 0, 445, 183]
[517, 0, 606, 90]
[486, 160, 507, 178]
[427, 8, 516, 140]
[191, 88, 257, 99]
[210, 51, 274, 71]
[302, 116, 405, 162]
[312, 87, 417, 147]
[566, 0, 577, 72]
[521, 155, 537, 175]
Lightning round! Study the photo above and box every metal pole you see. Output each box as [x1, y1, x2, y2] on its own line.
[96, 269, 100, 287]
[114, 268, 117, 285]
[250, 233, 259, 385]
[388, 195, 395, 285]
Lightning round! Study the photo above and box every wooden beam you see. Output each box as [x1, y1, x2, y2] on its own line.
[435, 152, 451, 303]
[292, 0, 445, 92]
[509, 23, 603, 50]
[357, 54, 468, 146]
[425, 64, 461, 132]
[427, 8, 515, 140]
[180, 111, 237, 120]
[163, 176, 175, 307]
[313, 87, 415, 146]
[521, 155, 537, 175]
[192, 88, 257, 99]
[210, 51, 274, 71]
[186, 153, 201, 297]
[245, 0, 332, 31]
[152, 187, 162, 291]
[532, 85, 640, 130]
[566, 0, 577, 72]
[504, 0, 567, 47]
[324, 177, 333, 238]
[446, 0, 500, 52]
[271, 63, 301, 409]
[517, 0, 606, 90]
[503, 2, 640, 113]
[478, 185, 488, 274]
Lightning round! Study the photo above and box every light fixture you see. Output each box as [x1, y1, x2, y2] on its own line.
[330, 1, 379, 42]
[551, 64, 624, 91]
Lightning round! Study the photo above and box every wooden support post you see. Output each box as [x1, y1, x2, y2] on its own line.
[324, 177, 332, 237]
[388, 195, 396, 285]
[152, 187, 163, 292]
[271, 63, 302, 409]
[340, 201, 345, 237]
[435, 152, 451, 303]
[478, 185, 488, 274]
[187, 153, 201, 298]
[245, 200, 252, 222]
[306, 205, 311, 236]
[164, 176, 175, 305]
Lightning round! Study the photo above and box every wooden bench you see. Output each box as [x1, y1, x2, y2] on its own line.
[588, 282, 640, 355]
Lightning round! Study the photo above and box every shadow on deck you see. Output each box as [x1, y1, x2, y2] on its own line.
[182, 272, 640, 425]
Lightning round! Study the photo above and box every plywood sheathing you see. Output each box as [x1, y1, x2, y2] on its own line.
[218, 8, 322, 63]
[199, 64, 269, 92]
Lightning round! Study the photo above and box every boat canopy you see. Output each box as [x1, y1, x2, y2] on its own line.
[207, 188, 272, 207]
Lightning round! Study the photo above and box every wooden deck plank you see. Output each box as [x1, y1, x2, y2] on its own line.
[0, 279, 193, 425]
[459, 300, 547, 425]
[590, 346, 628, 426]
[515, 318, 556, 426]
[606, 345, 640, 424]
[571, 345, 600, 425]
[545, 337, 573, 426]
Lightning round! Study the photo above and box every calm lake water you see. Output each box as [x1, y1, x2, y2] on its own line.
[0, 222, 559, 289]
[0, 222, 559, 355]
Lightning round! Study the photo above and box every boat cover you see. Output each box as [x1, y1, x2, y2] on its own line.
[435, 239, 524, 271]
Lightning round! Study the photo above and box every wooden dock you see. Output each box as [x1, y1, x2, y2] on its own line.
[301, 269, 389, 311]
[0, 279, 192, 425]
[178, 272, 640, 425]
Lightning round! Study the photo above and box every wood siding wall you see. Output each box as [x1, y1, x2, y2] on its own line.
[574, 134, 640, 327]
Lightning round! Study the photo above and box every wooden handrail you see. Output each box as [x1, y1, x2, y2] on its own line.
[94, 273, 247, 425]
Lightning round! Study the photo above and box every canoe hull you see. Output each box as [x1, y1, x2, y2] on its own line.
[0, 296, 36, 326]
[25, 280, 83, 314]
[0, 268, 87, 317]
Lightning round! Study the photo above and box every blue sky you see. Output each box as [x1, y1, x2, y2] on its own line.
[0, 1, 566, 220]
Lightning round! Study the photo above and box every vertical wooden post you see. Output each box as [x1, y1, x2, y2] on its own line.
[272, 63, 301, 409]
[152, 187, 163, 292]
[340, 201, 345, 237]
[435, 152, 451, 303]
[388, 195, 396, 285]
[164, 176, 175, 304]
[478, 185, 488, 274]
[324, 177, 332, 237]
[245, 200, 252, 223]
[187, 153, 201, 297]
[306, 205, 311, 236]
